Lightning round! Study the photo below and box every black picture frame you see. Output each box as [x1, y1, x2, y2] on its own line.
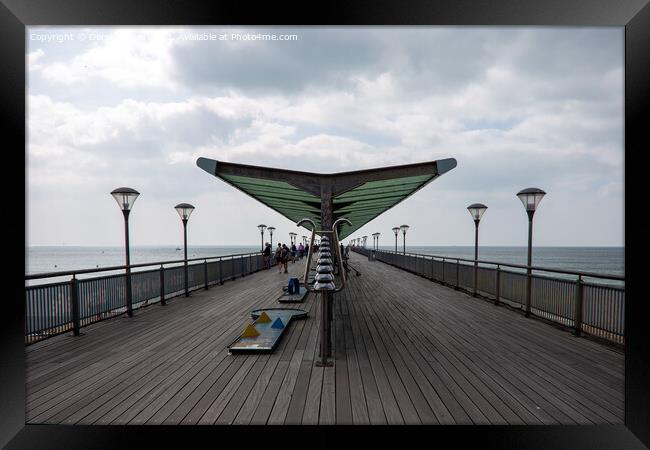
[2, 0, 648, 448]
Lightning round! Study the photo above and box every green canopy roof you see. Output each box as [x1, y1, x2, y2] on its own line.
[197, 157, 456, 240]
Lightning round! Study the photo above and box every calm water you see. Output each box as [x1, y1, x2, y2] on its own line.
[26, 245, 624, 277]
[382, 246, 625, 277]
[26, 245, 260, 275]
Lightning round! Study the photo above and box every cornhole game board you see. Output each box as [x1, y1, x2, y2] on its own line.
[279, 284, 309, 303]
[228, 308, 308, 353]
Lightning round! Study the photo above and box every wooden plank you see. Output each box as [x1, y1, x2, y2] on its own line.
[339, 285, 385, 424]
[283, 298, 322, 424]
[24, 252, 623, 426]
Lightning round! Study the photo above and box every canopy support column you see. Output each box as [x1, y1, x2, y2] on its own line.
[320, 186, 334, 361]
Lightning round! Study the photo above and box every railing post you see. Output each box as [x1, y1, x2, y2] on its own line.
[160, 264, 166, 306]
[204, 259, 209, 290]
[455, 259, 459, 290]
[525, 267, 532, 318]
[495, 266, 500, 306]
[70, 275, 80, 336]
[442, 258, 446, 285]
[573, 275, 584, 336]
[219, 257, 224, 285]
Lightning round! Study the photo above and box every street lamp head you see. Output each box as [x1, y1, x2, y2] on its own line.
[467, 203, 488, 222]
[392, 227, 400, 235]
[174, 203, 195, 221]
[258, 224, 267, 233]
[400, 224, 409, 234]
[267, 226, 275, 234]
[111, 187, 140, 211]
[517, 188, 546, 213]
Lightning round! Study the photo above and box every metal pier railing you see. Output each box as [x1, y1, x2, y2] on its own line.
[354, 248, 625, 345]
[24, 252, 270, 344]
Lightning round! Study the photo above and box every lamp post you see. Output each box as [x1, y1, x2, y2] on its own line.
[392, 227, 400, 253]
[267, 226, 275, 249]
[257, 224, 266, 252]
[400, 225, 409, 255]
[111, 187, 140, 317]
[517, 188, 546, 317]
[175, 203, 195, 297]
[467, 203, 488, 297]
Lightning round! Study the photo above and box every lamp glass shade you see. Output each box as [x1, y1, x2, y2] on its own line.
[467, 203, 488, 221]
[400, 224, 409, 232]
[258, 224, 267, 232]
[111, 187, 139, 211]
[392, 227, 400, 235]
[517, 188, 546, 212]
[267, 227, 275, 233]
[174, 203, 195, 221]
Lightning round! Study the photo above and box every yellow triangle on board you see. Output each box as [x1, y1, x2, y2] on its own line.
[241, 324, 260, 338]
[256, 311, 272, 323]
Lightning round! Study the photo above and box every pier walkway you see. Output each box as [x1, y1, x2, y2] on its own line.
[25, 252, 624, 425]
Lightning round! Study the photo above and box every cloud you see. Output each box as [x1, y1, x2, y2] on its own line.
[27, 49, 45, 70]
[40, 29, 179, 89]
[26, 27, 624, 246]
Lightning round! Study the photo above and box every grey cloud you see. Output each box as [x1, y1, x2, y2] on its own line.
[169, 28, 385, 95]
[27, 26, 623, 246]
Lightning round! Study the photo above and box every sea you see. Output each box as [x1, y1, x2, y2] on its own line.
[26, 245, 624, 282]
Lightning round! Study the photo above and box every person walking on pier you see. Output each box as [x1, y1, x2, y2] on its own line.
[275, 244, 282, 273]
[298, 242, 304, 259]
[280, 244, 290, 273]
[263, 242, 271, 269]
[290, 242, 297, 264]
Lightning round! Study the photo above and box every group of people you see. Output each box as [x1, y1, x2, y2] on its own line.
[262, 241, 309, 273]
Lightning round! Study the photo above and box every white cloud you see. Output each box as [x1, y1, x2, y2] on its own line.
[27, 49, 45, 70]
[26, 27, 624, 246]
[40, 29, 180, 89]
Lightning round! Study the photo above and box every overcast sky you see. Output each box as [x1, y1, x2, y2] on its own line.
[26, 26, 624, 247]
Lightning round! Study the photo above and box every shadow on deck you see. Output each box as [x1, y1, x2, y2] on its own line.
[25, 253, 623, 425]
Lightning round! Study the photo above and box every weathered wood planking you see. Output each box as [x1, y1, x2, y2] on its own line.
[25, 252, 623, 425]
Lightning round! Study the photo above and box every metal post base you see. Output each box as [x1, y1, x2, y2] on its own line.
[315, 360, 334, 367]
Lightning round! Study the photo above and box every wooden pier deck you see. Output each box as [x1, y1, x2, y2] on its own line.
[25, 253, 624, 425]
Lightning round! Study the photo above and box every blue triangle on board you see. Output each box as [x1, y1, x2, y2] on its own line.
[271, 317, 285, 329]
